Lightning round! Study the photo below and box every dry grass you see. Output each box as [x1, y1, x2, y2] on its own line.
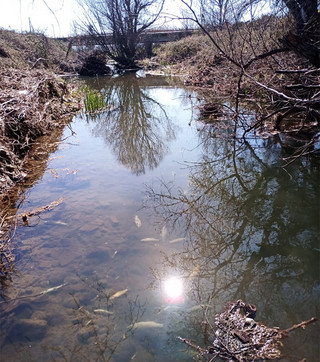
[0, 29, 80, 72]
[0, 68, 80, 195]
[0, 30, 83, 197]
[151, 15, 319, 136]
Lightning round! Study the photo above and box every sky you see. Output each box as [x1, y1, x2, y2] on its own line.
[0, 0, 183, 37]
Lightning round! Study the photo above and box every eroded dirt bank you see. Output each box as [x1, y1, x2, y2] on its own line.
[0, 30, 81, 198]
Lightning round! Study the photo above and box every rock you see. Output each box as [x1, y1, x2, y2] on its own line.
[31, 311, 47, 320]
[8, 318, 47, 341]
[10, 303, 33, 318]
[77, 325, 96, 344]
[87, 249, 110, 262]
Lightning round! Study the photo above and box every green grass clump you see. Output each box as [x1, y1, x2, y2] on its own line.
[83, 86, 108, 114]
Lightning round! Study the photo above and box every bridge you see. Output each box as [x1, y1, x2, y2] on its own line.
[56, 28, 197, 49]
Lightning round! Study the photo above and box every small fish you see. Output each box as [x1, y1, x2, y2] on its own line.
[130, 321, 163, 329]
[55, 220, 68, 226]
[110, 288, 128, 300]
[140, 238, 159, 242]
[134, 215, 141, 228]
[93, 309, 113, 315]
[161, 226, 167, 240]
[157, 305, 181, 314]
[188, 304, 212, 312]
[168, 237, 185, 244]
[40, 283, 67, 295]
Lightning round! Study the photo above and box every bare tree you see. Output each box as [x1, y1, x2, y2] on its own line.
[76, 0, 165, 69]
[281, 0, 318, 32]
[199, 0, 235, 27]
[178, 0, 319, 156]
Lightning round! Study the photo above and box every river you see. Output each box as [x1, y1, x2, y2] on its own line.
[0, 72, 319, 361]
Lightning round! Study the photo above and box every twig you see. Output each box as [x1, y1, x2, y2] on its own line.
[275, 69, 315, 74]
[12, 196, 65, 223]
[282, 317, 317, 335]
[285, 84, 320, 89]
[30, 57, 47, 70]
[177, 336, 209, 356]
[243, 70, 317, 104]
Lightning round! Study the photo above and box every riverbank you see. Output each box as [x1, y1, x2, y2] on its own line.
[142, 20, 319, 147]
[1, 24, 319, 200]
[0, 30, 81, 199]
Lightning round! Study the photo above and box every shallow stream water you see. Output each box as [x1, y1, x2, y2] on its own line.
[0, 73, 319, 361]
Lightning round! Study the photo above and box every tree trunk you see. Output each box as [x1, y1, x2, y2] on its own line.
[282, 1, 320, 67]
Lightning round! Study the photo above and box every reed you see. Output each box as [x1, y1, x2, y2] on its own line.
[83, 86, 108, 114]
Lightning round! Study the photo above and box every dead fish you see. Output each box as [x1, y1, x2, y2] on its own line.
[134, 215, 141, 228]
[140, 238, 159, 242]
[161, 226, 167, 240]
[168, 237, 185, 244]
[130, 321, 163, 329]
[44, 220, 67, 226]
[93, 309, 113, 315]
[40, 283, 67, 295]
[110, 288, 128, 300]
[188, 304, 212, 312]
[157, 305, 181, 314]
[55, 220, 68, 226]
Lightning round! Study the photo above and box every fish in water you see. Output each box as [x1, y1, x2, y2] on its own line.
[168, 237, 185, 243]
[55, 220, 68, 226]
[161, 225, 167, 240]
[40, 283, 67, 295]
[110, 288, 128, 300]
[188, 304, 212, 312]
[130, 321, 163, 329]
[140, 238, 159, 242]
[93, 309, 113, 315]
[134, 215, 141, 228]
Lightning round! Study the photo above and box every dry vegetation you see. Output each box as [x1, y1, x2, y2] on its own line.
[178, 300, 317, 361]
[0, 29, 81, 197]
[0, 30, 83, 282]
[0, 29, 79, 72]
[0, 68, 79, 193]
[148, 15, 320, 144]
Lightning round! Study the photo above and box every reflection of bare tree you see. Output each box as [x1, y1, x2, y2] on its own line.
[45, 276, 145, 361]
[146, 128, 319, 358]
[84, 74, 177, 175]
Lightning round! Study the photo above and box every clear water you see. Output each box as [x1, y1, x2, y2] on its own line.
[0, 73, 319, 361]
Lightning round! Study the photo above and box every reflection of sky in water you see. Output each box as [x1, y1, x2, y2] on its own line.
[0, 80, 204, 362]
[1, 75, 319, 362]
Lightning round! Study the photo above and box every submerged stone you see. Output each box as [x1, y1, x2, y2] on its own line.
[8, 318, 47, 341]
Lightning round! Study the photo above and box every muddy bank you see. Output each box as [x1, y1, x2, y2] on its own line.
[0, 68, 80, 288]
[0, 29, 82, 199]
[0, 68, 80, 197]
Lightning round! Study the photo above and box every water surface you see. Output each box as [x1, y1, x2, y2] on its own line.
[0, 73, 319, 361]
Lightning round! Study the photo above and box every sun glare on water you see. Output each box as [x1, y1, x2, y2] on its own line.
[163, 277, 184, 303]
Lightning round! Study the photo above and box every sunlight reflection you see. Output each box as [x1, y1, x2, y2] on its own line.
[163, 277, 184, 304]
